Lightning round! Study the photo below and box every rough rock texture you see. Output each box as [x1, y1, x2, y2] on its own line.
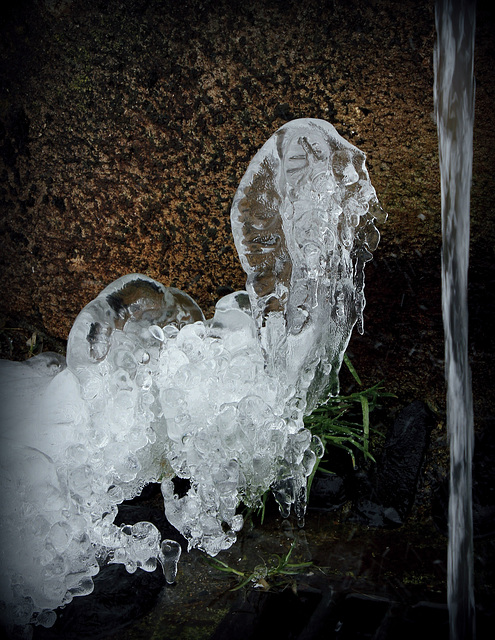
[0, 0, 493, 415]
[353, 400, 435, 527]
[373, 401, 434, 518]
[0, 0, 493, 407]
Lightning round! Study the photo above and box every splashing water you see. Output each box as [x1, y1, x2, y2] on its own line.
[0, 119, 384, 632]
[434, 1, 476, 638]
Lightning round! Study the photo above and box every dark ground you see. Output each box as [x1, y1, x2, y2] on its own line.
[1, 0, 494, 638]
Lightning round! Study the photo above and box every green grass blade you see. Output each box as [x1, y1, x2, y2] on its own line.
[231, 575, 256, 591]
[360, 394, 369, 456]
[344, 353, 362, 386]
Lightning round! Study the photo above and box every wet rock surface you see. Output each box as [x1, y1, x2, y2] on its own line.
[309, 472, 348, 513]
[210, 585, 493, 640]
[308, 401, 435, 528]
[353, 400, 435, 527]
[34, 564, 165, 640]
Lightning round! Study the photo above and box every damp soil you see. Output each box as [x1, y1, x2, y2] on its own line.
[1, 0, 495, 638]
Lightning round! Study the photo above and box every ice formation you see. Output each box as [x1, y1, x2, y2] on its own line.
[231, 118, 386, 406]
[0, 119, 384, 632]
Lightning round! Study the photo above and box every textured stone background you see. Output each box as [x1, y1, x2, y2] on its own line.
[0, 0, 494, 416]
[1, 1, 495, 635]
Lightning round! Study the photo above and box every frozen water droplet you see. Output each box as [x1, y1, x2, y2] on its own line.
[231, 514, 244, 532]
[137, 349, 150, 364]
[159, 539, 182, 584]
[36, 609, 57, 628]
[163, 325, 179, 339]
[149, 325, 165, 341]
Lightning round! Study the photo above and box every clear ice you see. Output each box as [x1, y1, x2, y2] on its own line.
[0, 119, 384, 630]
[231, 118, 386, 405]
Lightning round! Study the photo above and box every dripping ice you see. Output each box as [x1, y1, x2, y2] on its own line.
[0, 118, 385, 630]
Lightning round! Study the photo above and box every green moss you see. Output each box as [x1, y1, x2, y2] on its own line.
[69, 72, 92, 93]
[402, 571, 438, 587]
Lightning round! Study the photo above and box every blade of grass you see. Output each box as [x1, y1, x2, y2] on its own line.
[344, 353, 362, 386]
[360, 394, 369, 456]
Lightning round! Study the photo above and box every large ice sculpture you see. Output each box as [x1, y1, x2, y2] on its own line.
[232, 118, 386, 407]
[0, 119, 384, 631]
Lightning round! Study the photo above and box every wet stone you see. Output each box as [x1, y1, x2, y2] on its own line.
[32, 564, 165, 640]
[352, 401, 435, 526]
[308, 471, 347, 512]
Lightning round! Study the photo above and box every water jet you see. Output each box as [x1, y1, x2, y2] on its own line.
[434, 0, 476, 637]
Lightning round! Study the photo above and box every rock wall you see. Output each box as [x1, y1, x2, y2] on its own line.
[1, 0, 494, 412]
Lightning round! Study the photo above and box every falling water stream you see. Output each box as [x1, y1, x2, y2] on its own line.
[434, 0, 476, 638]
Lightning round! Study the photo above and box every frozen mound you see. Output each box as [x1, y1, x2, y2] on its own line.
[158, 290, 324, 554]
[0, 119, 384, 632]
[0, 276, 191, 629]
[231, 118, 386, 407]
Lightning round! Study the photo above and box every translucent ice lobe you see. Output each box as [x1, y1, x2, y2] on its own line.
[65, 274, 206, 498]
[154, 292, 324, 557]
[0, 437, 98, 624]
[0, 357, 166, 629]
[0, 352, 66, 440]
[231, 118, 385, 406]
[67, 274, 204, 372]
